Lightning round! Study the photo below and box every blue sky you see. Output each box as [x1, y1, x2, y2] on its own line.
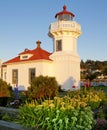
[0, 0, 107, 62]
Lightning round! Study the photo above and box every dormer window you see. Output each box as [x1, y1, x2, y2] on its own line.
[20, 54, 33, 60]
[22, 55, 28, 59]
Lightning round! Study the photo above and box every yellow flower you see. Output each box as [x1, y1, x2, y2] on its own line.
[60, 106, 65, 110]
[36, 105, 43, 109]
[61, 101, 65, 107]
[80, 102, 87, 107]
[49, 103, 55, 108]
[42, 102, 48, 107]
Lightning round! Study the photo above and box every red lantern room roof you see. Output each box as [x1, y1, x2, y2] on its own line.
[55, 5, 75, 18]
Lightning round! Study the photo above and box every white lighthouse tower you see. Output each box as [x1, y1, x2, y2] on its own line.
[49, 5, 82, 90]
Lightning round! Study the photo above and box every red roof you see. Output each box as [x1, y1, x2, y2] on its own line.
[55, 5, 75, 18]
[3, 41, 52, 64]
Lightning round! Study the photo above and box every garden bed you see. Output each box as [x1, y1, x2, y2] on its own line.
[0, 86, 107, 130]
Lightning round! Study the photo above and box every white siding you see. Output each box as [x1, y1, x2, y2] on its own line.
[4, 60, 54, 90]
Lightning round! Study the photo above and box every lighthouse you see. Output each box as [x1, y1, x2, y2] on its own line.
[1, 5, 82, 91]
[49, 5, 82, 90]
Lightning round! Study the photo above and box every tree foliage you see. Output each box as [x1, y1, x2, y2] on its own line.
[102, 67, 107, 75]
[80, 60, 107, 80]
[85, 72, 97, 81]
[27, 75, 59, 100]
[0, 78, 11, 97]
[81, 60, 107, 72]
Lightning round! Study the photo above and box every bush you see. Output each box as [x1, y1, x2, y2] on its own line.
[18, 97, 95, 130]
[0, 78, 11, 97]
[67, 87, 107, 110]
[0, 79, 12, 106]
[92, 119, 107, 130]
[27, 75, 59, 100]
[17, 86, 107, 130]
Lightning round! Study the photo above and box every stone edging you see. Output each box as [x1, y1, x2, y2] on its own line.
[0, 120, 34, 130]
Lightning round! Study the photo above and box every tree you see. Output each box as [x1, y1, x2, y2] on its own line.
[0, 79, 11, 97]
[102, 67, 107, 76]
[27, 75, 59, 100]
[0, 79, 12, 106]
[80, 60, 107, 81]
[86, 72, 97, 82]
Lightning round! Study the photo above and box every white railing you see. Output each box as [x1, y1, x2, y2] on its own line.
[50, 21, 81, 32]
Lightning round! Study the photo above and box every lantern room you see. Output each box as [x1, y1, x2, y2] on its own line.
[55, 5, 75, 21]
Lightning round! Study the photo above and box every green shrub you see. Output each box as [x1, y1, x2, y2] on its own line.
[88, 101, 101, 110]
[27, 75, 58, 100]
[92, 119, 107, 130]
[96, 109, 106, 120]
[67, 87, 107, 110]
[0, 78, 11, 97]
[18, 97, 95, 130]
[2, 113, 13, 121]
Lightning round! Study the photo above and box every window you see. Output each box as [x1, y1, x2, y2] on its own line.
[58, 15, 63, 21]
[1, 68, 3, 79]
[4, 72, 6, 80]
[29, 68, 35, 83]
[22, 55, 28, 59]
[63, 14, 71, 21]
[58, 14, 71, 21]
[20, 55, 29, 60]
[12, 69, 18, 84]
[56, 40, 62, 51]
